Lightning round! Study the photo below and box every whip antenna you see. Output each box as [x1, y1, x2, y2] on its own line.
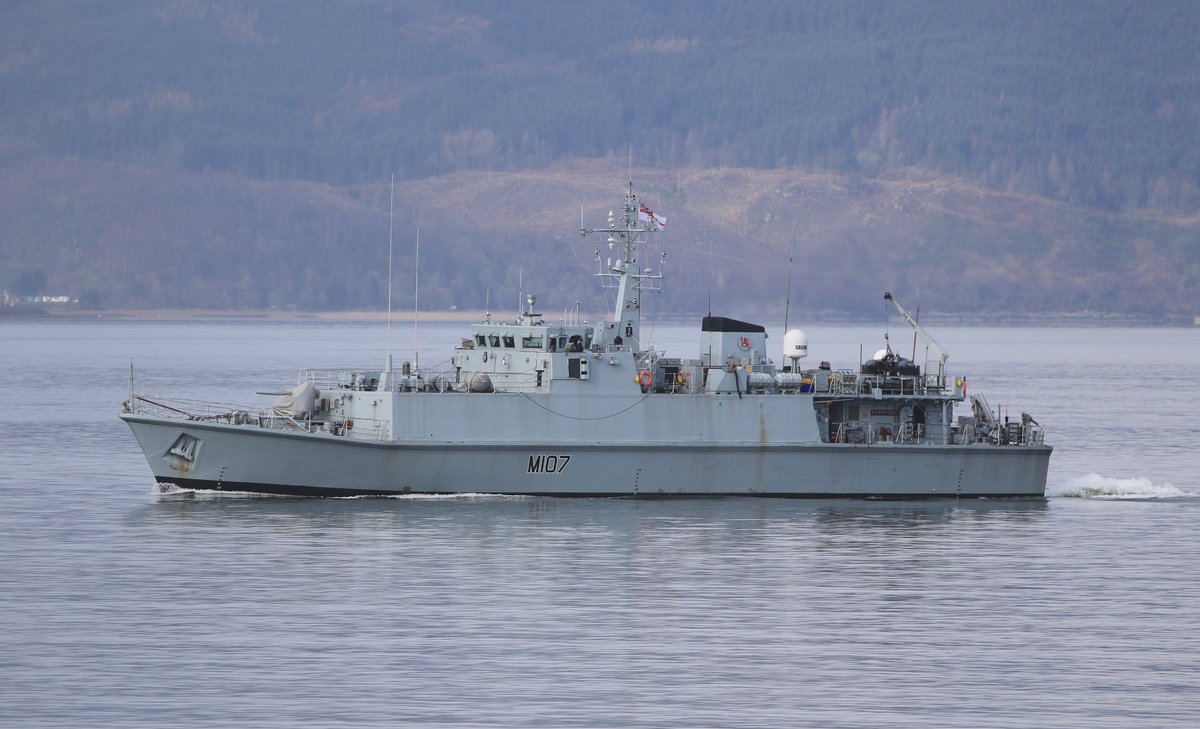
[387, 175, 394, 366]
[783, 221, 796, 332]
[707, 239, 713, 316]
[413, 224, 420, 371]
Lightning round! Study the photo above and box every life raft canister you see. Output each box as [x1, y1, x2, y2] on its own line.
[636, 370, 653, 388]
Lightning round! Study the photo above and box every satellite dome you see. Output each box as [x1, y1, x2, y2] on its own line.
[783, 329, 808, 360]
[872, 348, 889, 361]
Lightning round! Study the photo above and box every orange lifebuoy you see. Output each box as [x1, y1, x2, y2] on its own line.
[637, 370, 653, 388]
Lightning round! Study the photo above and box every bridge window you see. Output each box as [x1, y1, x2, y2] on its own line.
[522, 335, 544, 350]
[502, 335, 515, 348]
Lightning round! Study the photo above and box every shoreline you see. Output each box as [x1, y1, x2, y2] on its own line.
[2, 306, 1195, 327]
[2, 307, 493, 323]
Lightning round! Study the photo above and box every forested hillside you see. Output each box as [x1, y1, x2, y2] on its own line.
[1, 1, 1198, 318]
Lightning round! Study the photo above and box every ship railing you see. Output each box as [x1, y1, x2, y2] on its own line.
[831, 417, 1047, 448]
[826, 371, 857, 396]
[297, 367, 387, 391]
[831, 420, 872, 444]
[636, 350, 664, 372]
[830, 419, 942, 446]
[993, 421, 1047, 447]
[892, 423, 930, 444]
[953, 419, 1047, 447]
[295, 364, 446, 393]
[130, 393, 265, 425]
[857, 373, 922, 396]
[826, 371, 950, 398]
[378, 364, 457, 393]
[299, 364, 546, 394]
[410, 358, 456, 388]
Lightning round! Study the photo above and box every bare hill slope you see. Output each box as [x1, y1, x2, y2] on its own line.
[3, 159, 1196, 321]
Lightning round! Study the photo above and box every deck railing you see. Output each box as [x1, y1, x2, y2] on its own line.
[129, 394, 264, 424]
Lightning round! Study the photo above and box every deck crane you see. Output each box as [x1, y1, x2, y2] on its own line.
[884, 291, 949, 384]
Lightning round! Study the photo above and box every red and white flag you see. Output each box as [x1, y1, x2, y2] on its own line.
[639, 202, 667, 230]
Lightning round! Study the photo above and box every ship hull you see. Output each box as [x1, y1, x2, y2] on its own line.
[123, 414, 1051, 499]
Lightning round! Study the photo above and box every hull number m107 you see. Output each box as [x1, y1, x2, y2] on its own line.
[528, 454, 571, 474]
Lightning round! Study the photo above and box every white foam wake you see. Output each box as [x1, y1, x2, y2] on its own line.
[374, 492, 525, 500]
[154, 483, 524, 501]
[1049, 473, 1190, 499]
[153, 482, 291, 499]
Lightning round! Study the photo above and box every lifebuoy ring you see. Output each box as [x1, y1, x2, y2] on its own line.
[482, 351, 488, 363]
[637, 370, 653, 388]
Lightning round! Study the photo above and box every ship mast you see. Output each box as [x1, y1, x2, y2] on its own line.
[581, 183, 664, 351]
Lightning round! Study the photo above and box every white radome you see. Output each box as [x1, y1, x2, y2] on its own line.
[783, 328, 808, 360]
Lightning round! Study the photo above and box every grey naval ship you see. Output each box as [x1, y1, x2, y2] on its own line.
[122, 185, 1051, 498]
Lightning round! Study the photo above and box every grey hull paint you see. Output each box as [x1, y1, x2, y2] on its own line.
[123, 414, 1051, 498]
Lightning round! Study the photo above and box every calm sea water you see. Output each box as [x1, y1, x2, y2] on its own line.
[2, 319, 1199, 728]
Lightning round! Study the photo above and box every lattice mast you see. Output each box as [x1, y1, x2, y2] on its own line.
[580, 183, 665, 351]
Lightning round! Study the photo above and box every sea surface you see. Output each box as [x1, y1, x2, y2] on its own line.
[2, 319, 1199, 728]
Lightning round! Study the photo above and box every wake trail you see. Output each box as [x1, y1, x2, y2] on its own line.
[1049, 473, 1193, 499]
